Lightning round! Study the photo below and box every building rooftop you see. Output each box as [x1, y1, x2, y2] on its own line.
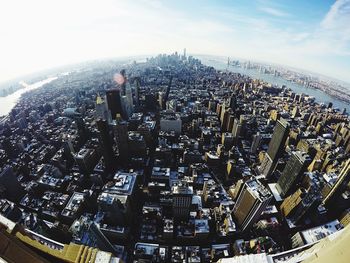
[61, 192, 85, 219]
[301, 220, 343, 244]
[172, 182, 193, 195]
[103, 172, 137, 196]
[246, 178, 272, 201]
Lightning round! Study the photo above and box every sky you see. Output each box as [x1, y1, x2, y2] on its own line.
[0, 0, 350, 83]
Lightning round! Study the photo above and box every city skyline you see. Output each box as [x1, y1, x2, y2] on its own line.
[1, 0, 350, 84]
[0, 52, 349, 262]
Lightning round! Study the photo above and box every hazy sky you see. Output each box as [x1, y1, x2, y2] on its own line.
[1, 0, 350, 83]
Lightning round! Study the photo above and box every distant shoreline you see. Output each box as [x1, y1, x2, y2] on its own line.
[1, 55, 349, 116]
[198, 55, 350, 113]
[0, 77, 58, 117]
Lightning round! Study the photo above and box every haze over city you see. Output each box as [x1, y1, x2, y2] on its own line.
[0, 1, 350, 263]
[1, 0, 350, 83]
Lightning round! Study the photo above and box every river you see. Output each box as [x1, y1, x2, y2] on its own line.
[199, 56, 350, 113]
[0, 57, 348, 116]
[0, 77, 57, 117]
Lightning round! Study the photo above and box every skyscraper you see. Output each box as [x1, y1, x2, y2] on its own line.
[74, 148, 99, 175]
[233, 178, 272, 231]
[112, 117, 129, 161]
[228, 95, 237, 110]
[322, 159, 350, 206]
[276, 151, 311, 197]
[145, 93, 157, 110]
[119, 69, 126, 95]
[96, 119, 116, 173]
[226, 114, 235, 132]
[280, 185, 319, 225]
[250, 132, 261, 154]
[0, 166, 24, 202]
[95, 94, 110, 122]
[125, 82, 134, 113]
[75, 117, 89, 146]
[231, 118, 242, 141]
[260, 118, 289, 178]
[172, 181, 193, 221]
[267, 118, 289, 161]
[106, 89, 122, 120]
[121, 95, 132, 120]
[133, 77, 141, 108]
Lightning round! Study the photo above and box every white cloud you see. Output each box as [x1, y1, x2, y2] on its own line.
[319, 0, 350, 50]
[0, 0, 349, 83]
[321, 0, 350, 29]
[259, 7, 290, 17]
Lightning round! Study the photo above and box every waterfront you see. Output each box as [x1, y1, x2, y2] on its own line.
[0, 77, 57, 116]
[199, 56, 350, 113]
[0, 56, 349, 117]
[0, 53, 349, 262]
